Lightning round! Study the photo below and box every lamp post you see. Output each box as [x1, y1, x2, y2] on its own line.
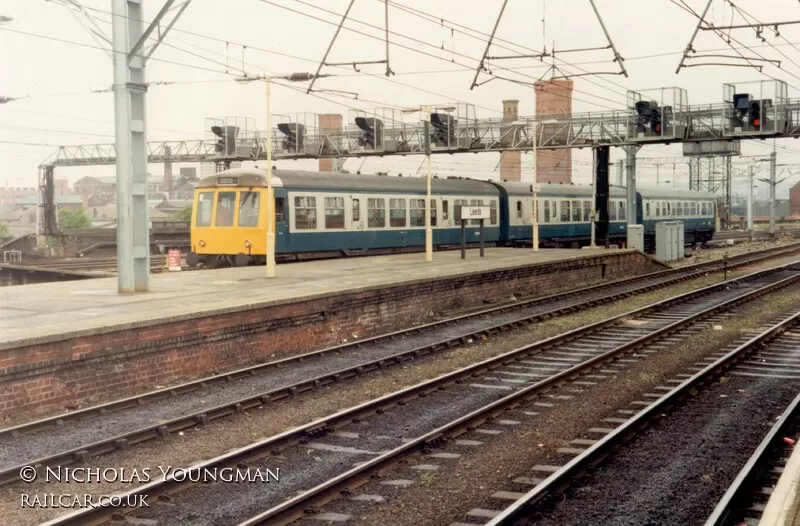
[235, 72, 332, 278]
[402, 104, 455, 262]
[265, 78, 275, 278]
[530, 118, 558, 252]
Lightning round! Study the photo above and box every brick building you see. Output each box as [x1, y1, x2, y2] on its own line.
[790, 181, 800, 215]
[0, 179, 69, 207]
[534, 79, 574, 184]
[500, 100, 522, 182]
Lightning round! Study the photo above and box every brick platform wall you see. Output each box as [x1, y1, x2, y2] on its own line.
[0, 252, 663, 420]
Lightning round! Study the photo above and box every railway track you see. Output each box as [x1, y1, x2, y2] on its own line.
[37, 262, 800, 526]
[468, 311, 800, 526]
[714, 229, 800, 241]
[3, 243, 798, 490]
[17, 255, 190, 273]
[704, 340, 800, 526]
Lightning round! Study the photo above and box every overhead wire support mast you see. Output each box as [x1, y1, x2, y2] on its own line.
[469, 0, 509, 90]
[675, 0, 714, 74]
[306, 0, 393, 94]
[587, 0, 628, 77]
[50, 0, 193, 293]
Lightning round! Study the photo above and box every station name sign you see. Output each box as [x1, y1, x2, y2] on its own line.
[454, 205, 490, 221]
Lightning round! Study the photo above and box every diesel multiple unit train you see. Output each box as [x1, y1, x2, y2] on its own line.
[187, 167, 717, 267]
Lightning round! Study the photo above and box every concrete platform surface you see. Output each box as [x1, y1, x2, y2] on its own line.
[760, 439, 800, 526]
[0, 247, 628, 349]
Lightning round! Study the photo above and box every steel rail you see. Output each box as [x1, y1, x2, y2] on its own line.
[236, 270, 800, 526]
[3, 245, 798, 488]
[704, 383, 800, 525]
[39, 264, 800, 526]
[483, 312, 800, 526]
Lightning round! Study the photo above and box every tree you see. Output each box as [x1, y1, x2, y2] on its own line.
[171, 205, 192, 222]
[0, 221, 9, 237]
[58, 208, 92, 229]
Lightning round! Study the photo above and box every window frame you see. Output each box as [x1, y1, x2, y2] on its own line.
[293, 195, 318, 230]
[368, 197, 386, 228]
[410, 198, 426, 227]
[324, 196, 346, 229]
[560, 200, 570, 222]
[571, 199, 581, 222]
[214, 191, 236, 227]
[237, 191, 260, 227]
[389, 197, 407, 227]
[195, 191, 214, 227]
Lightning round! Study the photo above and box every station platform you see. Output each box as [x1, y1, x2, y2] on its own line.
[760, 438, 800, 525]
[0, 246, 660, 420]
[0, 247, 637, 349]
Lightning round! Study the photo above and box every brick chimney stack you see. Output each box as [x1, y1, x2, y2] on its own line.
[500, 100, 521, 182]
[534, 80, 573, 183]
[318, 114, 343, 172]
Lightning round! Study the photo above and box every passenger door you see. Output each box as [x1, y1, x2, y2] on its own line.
[351, 196, 365, 231]
[274, 195, 287, 253]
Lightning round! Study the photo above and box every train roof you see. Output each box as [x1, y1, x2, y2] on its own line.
[497, 181, 630, 198]
[637, 187, 717, 200]
[197, 168, 499, 195]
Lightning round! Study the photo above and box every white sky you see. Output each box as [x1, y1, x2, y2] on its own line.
[3, 0, 800, 200]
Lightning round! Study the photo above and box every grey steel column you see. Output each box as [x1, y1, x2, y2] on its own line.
[747, 166, 753, 230]
[112, 0, 150, 292]
[625, 145, 638, 247]
[770, 149, 777, 235]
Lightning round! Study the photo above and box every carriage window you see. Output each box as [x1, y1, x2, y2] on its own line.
[685, 202, 691, 216]
[618, 201, 626, 221]
[215, 192, 236, 227]
[701, 202, 706, 215]
[238, 191, 260, 227]
[490, 201, 497, 224]
[544, 200, 550, 222]
[431, 199, 437, 227]
[410, 199, 425, 227]
[196, 192, 213, 226]
[352, 198, 360, 222]
[454, 199, 467, 223]
[571, 200, 581, 222]
[584, 200, 592, 222]
[645, 202, 651, 219]
[609, 201, 617, 221]
[560, 201, 570, 222]
[517, 201, 523, 220]
[442, 200, 449, 220]
[275, 197, 285, 223]
[655, 202, 661, 217]
[390, 198, 407, 227]
[691, 202, 697, 216]
[324, 196, 345, 229]
[368, 198, 386, 228]
[294, 196, 317, 229]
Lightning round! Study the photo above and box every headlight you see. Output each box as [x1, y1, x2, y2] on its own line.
[199, 240, 205, 247]
[244, 240, 251, 247]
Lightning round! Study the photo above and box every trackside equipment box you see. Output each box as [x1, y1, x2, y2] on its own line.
[656, 221, 684, 261]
